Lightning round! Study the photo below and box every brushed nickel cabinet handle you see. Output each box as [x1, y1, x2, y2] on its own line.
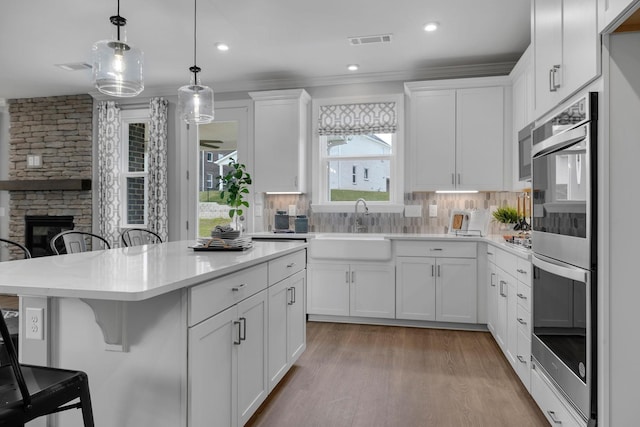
[286, 262, 295, 268]
[233, 321, 242, 345]
[547, 410, 562, 424]
[232, 283, 246, 292]
[517, 318, 527, 325]
[517, 355, 527, 364]
[517, 293, 527, 300]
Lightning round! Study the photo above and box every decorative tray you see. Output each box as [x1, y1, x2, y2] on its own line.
[190, 236, 253, 251]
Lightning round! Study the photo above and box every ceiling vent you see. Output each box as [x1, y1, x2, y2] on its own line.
[348, 34, 393, 46]
[55, 62, 92, 72]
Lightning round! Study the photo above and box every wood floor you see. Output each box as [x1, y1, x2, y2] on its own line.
[246, 322, 548, 427]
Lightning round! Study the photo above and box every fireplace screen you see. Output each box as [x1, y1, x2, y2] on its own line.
[25, 215, 74, 257]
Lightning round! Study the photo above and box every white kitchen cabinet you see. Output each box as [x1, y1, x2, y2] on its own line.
[531, 363, 586, 427]
[598, 0, 640, 33]
[307, 262, 395, 318]
[395, 241, 478, 324]
[533, 0, 599, 118]
[404, 78, 509, 191]
[396, 256, 437, 321]
[490, 245, 533, 391]
[188, 289, 268, 427]
[267, 269, 306, 391]
[486, 248, 498, 334]
[510, 46, 535, 191]
[250, 89, 310, 193]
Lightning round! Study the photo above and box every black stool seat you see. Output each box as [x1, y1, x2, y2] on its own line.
[0, 308, 94, 426]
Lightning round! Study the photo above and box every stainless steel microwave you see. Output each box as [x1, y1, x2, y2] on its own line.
[518, 122, 534, 181]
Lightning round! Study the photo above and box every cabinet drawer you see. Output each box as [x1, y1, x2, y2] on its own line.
[516, 329, 531, 390]
[496, 249, 517, 274]
[486, 246, 496, 264]
[516, 258, 532, 285]
[268, 250, 306, 285]
[394, 240, 476, 258]
[531, 364, 584, 427]
[189, 263, 268, 327]
[516, 304, 531, 338]
[516, 281, 531, 311]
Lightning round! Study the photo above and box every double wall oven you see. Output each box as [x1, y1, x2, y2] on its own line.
[531, 92, 597, 424]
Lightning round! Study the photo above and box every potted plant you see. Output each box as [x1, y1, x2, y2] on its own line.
[492, 206, 519, 230]
[218, 158, 252, 232]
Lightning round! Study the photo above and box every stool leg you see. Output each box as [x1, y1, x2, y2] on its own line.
[79, 380, 95, 427]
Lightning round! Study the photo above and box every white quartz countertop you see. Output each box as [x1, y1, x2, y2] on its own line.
[0, 240, 307, 301]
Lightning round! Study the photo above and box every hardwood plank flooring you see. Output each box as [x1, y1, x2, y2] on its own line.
[246, 322, 548, 427]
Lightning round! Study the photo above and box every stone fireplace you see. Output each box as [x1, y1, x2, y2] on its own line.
[0, 95, 94, 260]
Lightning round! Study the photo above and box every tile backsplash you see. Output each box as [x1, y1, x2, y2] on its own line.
[262, 192, 522, 235]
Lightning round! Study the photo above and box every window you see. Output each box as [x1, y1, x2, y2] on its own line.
[206, 173, 214, 189]
[206, 152, 214, 162]
[311, 95, 404, 212]
[120, 109, 149, 227]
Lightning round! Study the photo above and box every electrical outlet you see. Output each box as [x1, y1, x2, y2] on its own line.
[429, 204, 438, 217]
[25, 307, 44, 340]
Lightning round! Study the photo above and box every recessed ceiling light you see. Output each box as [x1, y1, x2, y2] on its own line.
[347, 64, 359, 71]
[424, 22, 439, 32]
[215, 42, 229, 52]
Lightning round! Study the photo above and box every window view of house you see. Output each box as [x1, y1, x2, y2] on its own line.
[197, 121, 239, 237]
[324, 134, 392, 201]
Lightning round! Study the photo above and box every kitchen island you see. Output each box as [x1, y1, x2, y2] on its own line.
[0, 239, 308, 427]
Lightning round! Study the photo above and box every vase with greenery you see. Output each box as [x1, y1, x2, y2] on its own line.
[218, 158, 252, 232]
[492, 206, 519, 230]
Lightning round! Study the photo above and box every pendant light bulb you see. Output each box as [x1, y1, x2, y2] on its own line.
[178, 0, 214, 124]
[92, 0, 144, 97]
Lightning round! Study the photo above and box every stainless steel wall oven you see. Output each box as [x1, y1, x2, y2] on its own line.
[531, 92, 597, 424]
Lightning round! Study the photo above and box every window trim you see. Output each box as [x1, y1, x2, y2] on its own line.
[120, 108, 150, 228]
[310, 94, 405, 213]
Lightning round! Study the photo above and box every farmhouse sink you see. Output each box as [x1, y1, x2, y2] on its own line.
[309, 234, 391, 261]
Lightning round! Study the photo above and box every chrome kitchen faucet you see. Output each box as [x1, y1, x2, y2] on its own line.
[353, 198, 369, 233]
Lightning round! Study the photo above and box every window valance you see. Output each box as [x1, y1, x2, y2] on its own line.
[318, 102, 397, 136]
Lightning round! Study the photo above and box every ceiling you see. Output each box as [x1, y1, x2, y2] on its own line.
[0, 0, 531, 101]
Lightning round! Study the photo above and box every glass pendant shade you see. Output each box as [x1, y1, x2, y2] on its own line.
[92, 18, 144, 97]
[178, 73, 214, 124]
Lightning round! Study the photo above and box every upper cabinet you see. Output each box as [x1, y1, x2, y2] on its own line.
[404, 77, 510, 192]
[250, 89, 310, 193]
[533, 0, 599, 119]
[598, 0, 640, 33]
[510, 46, 535, 191]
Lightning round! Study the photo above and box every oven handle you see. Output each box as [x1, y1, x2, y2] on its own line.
[532, 254, 588, 283]
[532, 124, 587, 158]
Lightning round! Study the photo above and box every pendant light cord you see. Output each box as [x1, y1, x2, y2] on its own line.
[193, 0, 197, 67]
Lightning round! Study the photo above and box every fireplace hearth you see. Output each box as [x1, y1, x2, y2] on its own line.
[25, 215, 74, 257]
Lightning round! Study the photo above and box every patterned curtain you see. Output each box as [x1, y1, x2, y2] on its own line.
[318, 102, 397, 136]
[147, 97, 169, 241]
[97, 101, 122, 247]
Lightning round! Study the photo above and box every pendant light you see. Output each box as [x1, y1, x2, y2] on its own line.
[178, 0, 214, 124]
[91, 0, 144, 97]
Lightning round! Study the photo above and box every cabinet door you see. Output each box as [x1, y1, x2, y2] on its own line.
[506, 280, 519, 367]
[534, 0, 563, 117]
[487, 261, 498, 335]
[436, 258, 478, 323]
[237, 290, 268, 426]
[307, 263, 350, 316]
[599, 0, 639, 32]
[562, 0, 599, 98]
[267, 279, 289, 391]
[408, 90, 456, 191]
[495, 270, 510, 351]
[516, 329, 532, 391]
[188, 306, 237, 427]
[287, 270, 307, 364]
[456, 87, 505, 191]
[350, 264, 396, 318]
[396, 256, 436, 321]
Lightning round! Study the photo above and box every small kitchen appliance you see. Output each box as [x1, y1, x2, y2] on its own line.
[274, 210, 290, 232]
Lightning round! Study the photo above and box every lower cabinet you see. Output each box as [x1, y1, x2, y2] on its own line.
[396, 256, 478, 323]
[307, 262, 395, 318]
[267, 269, 306, 391]
[187, 249, 307, 427]
[188, 290, 268, 427]
[531, 363, 585, 427]
[489, 245, 533, 391]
